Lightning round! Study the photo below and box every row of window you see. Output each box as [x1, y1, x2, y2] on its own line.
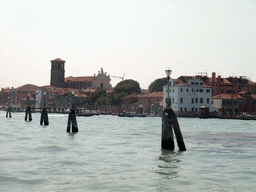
[191, 82, 203, 85]
[222, 100, 256, 105]
[166, 88, 211, 93]
[180, 107, 200, 112]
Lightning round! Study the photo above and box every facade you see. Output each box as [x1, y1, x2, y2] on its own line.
[16, 84, 38, 107]
[0, 87, 17, 106]
[212, 91, 256, 115]
[91, 68, 112, 90]
[182, 72, 256, 96]
[163, 78, 213, 116]
[138, 92, 163, 114]
[212, 94, 239, 115]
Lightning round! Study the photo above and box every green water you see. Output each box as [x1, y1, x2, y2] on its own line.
[1, 111, 256, 191]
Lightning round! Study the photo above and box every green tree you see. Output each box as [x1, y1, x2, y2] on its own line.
[112, 79, 141, 95]
[111, 79, 141, 105]
[148, 77, 167, 93]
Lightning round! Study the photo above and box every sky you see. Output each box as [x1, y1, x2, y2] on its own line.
[0, 0, 255, 89]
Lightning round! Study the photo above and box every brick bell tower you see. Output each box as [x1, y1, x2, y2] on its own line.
[50, 58, 65, 88]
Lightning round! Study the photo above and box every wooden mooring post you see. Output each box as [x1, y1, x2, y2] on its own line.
[40, 92, 49, 125]
[40, 108, 49, 125]
[6, 94, 12, 118]
[6, 107, 12, 118]
[25, 96, 32, 122]
[67, 109, 78, 133]
[25, 106, 32, 121]
[67, 91, 78, 133]
[162, 108, 186, 151]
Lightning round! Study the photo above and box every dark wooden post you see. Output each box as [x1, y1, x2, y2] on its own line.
[6, 94, 12, 118]
[67, 91, 78, 133]
[25, 96, 32, 121]
[162, 108, 186, 151]
[40, 92, 49, 125]
[6, 107, 12, 118]
[67, 109, 78, 132]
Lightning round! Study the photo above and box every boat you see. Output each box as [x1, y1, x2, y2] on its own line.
[118, 112, 136, 117]
[77, 113, 94, 117]
[136, 114, 147, 117]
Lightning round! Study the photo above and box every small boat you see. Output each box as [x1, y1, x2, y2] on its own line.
[136, 114, 147, 117]
[118, 112, 136, 117]
[77, 113, 94, 117]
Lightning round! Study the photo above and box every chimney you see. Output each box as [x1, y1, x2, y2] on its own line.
[217, 75, 221, 83]
[212, 72, 216, 83]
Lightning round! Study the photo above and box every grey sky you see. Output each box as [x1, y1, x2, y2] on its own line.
[0, 0, 255, 89]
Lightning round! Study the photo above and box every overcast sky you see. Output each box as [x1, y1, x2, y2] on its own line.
[0, 0, 255, 89]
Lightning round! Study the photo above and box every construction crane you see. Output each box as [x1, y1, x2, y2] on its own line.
[111, 73, 125, 81]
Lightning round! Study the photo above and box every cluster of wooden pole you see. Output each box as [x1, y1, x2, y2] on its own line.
[162, 108, 186, 151]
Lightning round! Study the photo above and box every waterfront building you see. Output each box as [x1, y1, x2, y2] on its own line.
[16, 84, 38, 108]
[163, 77, 213, 116]
[138, 91, 163, 115]
[181, 72, 256, 96]
[212, 91, 256, 115]
[50, 58, 112, 90]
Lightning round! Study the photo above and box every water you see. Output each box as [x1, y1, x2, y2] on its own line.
[1, 111, 256, 191]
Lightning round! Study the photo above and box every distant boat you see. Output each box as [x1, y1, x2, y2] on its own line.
[118, 112, 136, 117]
[136, 114, 147, 117]
[118, 112, 146, 117]
[77, 113, 94, 117]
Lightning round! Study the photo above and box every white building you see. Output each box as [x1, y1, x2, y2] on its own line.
[163, 78, 213, 115]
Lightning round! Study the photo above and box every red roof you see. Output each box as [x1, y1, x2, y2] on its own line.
[65, 76, 94, 82]
[16, 84, 38, 91]
[212, 94, 242, 100]
[140, 92, 163, 98]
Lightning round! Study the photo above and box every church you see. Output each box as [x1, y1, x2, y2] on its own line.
[50, 58, 112, 90]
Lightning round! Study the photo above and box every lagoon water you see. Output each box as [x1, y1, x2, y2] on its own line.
[1, 111, 256, 191]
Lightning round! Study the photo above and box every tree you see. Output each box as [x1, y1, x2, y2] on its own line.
[112, 79, 141, 95]
[111, 79, 141, 105]
[148, 77, 167, 93]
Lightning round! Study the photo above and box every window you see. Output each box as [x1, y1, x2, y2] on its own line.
[206, 89, 210, 93]
[195, 82, 198, 85]
[222, 101, 225, 105]
[180, 97, 183, 103]
[207, 98, 209, 103]
[195, 98, 198, 103]
[200, 89, 203, 92]
[192, 108, 194, 112]
[191, 82, 194, 85]
[191, 98, 194, 103]
[186, 88, 189, 92]
[185, 107, 187, 112]
[200, 98, 203, 103]
[180, 107, 183, 112]
[180, 88, 183, 92]
[195, 108, 198, 112]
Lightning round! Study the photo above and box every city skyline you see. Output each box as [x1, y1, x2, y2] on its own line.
[1, 0, 255, 89]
